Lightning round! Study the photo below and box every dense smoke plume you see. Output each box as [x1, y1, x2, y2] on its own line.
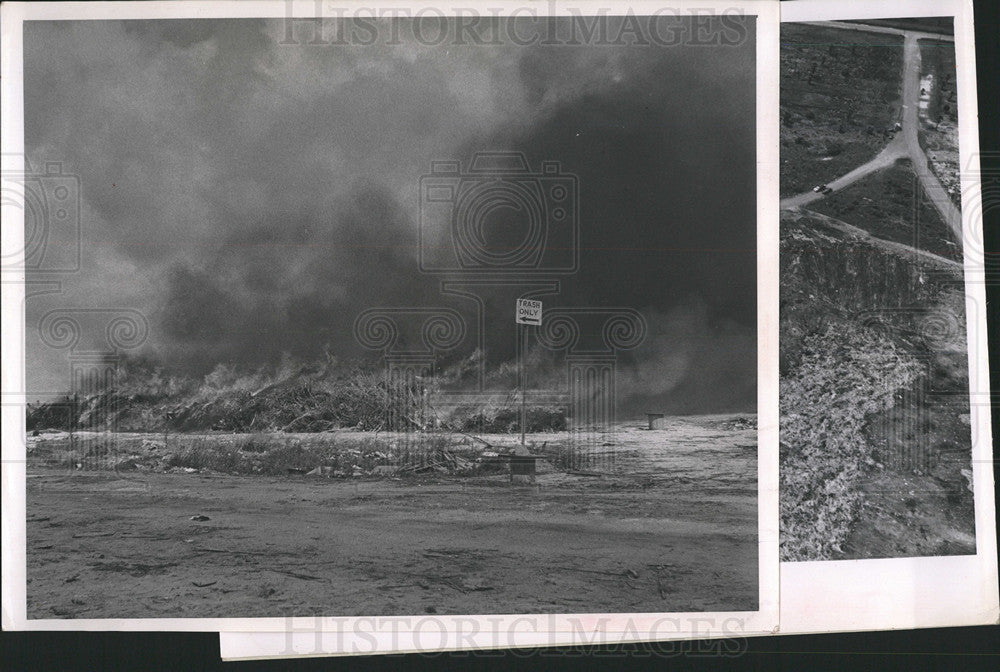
[24, 16, 756, 415]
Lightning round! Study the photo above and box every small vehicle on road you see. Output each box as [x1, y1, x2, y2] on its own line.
[812, 184, 826, 192]
[821, 186, 834, 195]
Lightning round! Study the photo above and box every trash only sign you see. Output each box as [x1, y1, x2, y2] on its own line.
[516, 298, 542, 326]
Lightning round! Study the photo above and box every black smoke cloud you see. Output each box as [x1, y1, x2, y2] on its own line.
[25, 17, 756, 414]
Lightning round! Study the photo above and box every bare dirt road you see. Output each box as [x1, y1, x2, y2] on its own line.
[26, 417, 758, 619]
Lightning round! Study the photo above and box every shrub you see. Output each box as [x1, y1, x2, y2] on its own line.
[825, 141, 845, 156]
[257, 442, 322, 475]
[165, 439, 250, 473]
[456, 405, 567, 434]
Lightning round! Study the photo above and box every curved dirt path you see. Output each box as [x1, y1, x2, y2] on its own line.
[781, 140, 905, 210]
[781, 23, 962, 243]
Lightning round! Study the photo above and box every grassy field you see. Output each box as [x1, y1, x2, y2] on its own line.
[805, 158, 961, 261]
[780, 23, 903, 198]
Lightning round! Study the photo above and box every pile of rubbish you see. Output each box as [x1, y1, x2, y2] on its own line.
[719, 416, 757, 431]
[25, 431, 516, 479]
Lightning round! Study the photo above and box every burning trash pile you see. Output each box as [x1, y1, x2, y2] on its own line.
[26, 357, 567, 436]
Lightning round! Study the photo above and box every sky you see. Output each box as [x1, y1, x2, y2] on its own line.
[24, 16, 757, 415]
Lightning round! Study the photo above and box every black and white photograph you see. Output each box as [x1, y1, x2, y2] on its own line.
[779, 15, 977, 561]
[2, 3, 778, 627]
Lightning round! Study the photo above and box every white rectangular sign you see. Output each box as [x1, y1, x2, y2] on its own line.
[515, 298, 542, 326]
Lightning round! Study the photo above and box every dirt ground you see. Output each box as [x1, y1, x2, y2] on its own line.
[840, 468, 975, 559]
[26, 416, 758, 618]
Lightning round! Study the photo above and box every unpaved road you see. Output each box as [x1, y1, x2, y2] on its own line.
[27, 418, 758, 618]
[785, 208, 963, 271]
[781, 22, 962, 242]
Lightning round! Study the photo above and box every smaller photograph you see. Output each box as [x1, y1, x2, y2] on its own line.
[778, 17, 975, 562]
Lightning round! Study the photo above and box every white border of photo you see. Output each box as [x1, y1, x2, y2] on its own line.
[0, 0, 782, 647]
[777, 0, 998, 634]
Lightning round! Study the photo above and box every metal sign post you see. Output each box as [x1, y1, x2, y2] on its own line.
[515, 299, 542, 446]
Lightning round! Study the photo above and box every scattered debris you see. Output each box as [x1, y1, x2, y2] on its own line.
[193, 581, 217, 588]
[459, 576, 493, 592]
[91, 560, 178, 577]
[114, 458, 139, 471]
[720, 416, 757, 431]
[552, 566, 627, 577]
[270, 568, 323, 581]
[190, 515, 210, 522]
[72, 531, 116, 538]
[567, 470, 603, 478]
